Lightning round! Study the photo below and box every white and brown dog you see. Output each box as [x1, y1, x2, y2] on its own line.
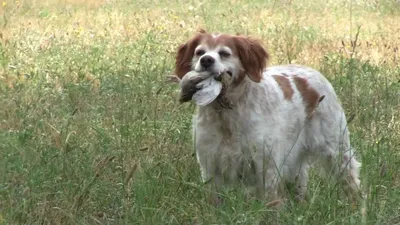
[172, 30, 362, 206]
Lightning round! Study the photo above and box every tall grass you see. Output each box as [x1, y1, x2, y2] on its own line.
[0, 0, 399, 224]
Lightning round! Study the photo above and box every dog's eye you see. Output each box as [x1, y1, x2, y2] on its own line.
[219, 51, 231, 57]
[196, 50, 205, 56]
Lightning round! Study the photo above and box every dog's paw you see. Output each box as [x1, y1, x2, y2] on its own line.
[208, 194, 224, 207]
[265, 199, 282, 208]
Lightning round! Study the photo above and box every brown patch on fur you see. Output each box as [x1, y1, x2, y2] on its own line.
[293, 76, 320, 118]
[272, 75, 294, 100]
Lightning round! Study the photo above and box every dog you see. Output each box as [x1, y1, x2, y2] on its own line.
[172, 29, 362, 206]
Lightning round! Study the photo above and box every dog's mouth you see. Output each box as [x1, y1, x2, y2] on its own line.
[214, 71, 232, 81]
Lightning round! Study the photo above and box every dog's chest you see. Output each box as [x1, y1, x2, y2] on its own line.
[211, 109, 263, 153]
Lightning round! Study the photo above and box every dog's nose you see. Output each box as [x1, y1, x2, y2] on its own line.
[200, 55, 215, 69]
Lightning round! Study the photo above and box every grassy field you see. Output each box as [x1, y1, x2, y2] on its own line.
[1, 0, 400, 224]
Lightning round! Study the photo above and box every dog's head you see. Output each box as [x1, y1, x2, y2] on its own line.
[175, 29, 269, 85]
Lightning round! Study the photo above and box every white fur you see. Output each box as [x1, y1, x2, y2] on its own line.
[181, 37, 362, 204]
[191, 65, 362, 202]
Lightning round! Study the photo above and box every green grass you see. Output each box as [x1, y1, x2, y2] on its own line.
[1, 0, 400, 224]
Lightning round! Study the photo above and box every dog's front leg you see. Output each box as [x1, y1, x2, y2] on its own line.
[202, 164, 224, 206]
[195, 143, 224, 206]
[194, 117, 224, 206]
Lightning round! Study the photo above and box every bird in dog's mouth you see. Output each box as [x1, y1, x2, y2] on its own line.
[167, 70, 233, 108]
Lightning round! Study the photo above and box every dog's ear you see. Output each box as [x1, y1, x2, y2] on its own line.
[233, 36, 269, 83]
[175, 32, 205, 78]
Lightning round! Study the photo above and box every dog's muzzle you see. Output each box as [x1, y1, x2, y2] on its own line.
[214, 71, 232, 81]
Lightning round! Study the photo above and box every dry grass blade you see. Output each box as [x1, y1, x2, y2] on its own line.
[73, 156, 115, 213]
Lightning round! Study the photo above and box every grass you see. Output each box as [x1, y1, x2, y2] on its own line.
[0, 0, 400, 224]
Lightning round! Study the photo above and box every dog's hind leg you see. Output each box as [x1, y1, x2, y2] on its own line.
[252, 155, 283, 207]
[319, 143, 362, 203]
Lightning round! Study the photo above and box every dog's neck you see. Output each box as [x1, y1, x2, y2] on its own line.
[201, 77, 257, 112]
